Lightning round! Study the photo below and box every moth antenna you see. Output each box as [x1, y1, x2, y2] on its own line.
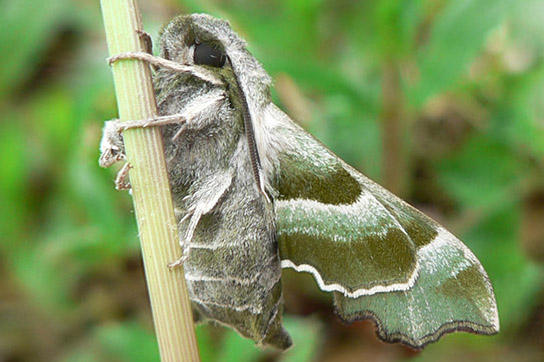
[227, 56, 269, 202]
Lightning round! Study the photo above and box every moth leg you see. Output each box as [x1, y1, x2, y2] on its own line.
[114, 162, 132, 190]
[99, 114, 187, 167]
[136, 29, 153, 55]
[168, 207, 199, 268]
[121, 114, 188, 132]
[107, 51, 223, 86]
[100, 91, 224, 177]
[100, 116, 185, 190]
[101, 88, 224, 155]
[169, 172, 233, 268]
[135, 29, 158, 72]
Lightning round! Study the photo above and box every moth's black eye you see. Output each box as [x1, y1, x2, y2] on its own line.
[193, 43, 226, 67]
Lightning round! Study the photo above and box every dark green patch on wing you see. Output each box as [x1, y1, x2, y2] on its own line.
[276, 151, 361, 205]
[278, 224, 415, 292]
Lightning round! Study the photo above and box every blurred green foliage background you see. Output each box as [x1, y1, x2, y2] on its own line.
[1, 0, 543, 361]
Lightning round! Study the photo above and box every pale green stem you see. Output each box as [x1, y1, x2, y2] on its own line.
[100, 0, 200, 360]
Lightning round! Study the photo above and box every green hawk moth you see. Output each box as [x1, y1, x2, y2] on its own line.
[100, 13, 499, 350]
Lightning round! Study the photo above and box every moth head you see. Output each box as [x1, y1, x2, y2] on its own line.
[158, 14, 273, 108]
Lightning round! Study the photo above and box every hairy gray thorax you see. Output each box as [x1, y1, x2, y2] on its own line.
[154, 71, 242, 204]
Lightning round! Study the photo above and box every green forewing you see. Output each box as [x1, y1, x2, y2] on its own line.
[271, 115, 498, 347]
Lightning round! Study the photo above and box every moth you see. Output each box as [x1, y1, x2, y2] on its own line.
[100, 13, 499, 350]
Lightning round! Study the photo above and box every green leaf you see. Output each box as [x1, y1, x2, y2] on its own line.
[492, 65, 544, 159]
[436, 135, 524, 208]
[0, 121, 28, 241]
[11, 243, 76, 315]
[280, 316, 322, 362]
[411, 0, 515, 106]
[0, 0, 66, 97]
[196, 325, 219, 362]
[217, 329, 262, 362]
[463, 206, 543, 330]
[95, 322, 160, 362]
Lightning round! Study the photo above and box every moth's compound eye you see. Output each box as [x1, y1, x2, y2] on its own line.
[193, 43, 226, 67]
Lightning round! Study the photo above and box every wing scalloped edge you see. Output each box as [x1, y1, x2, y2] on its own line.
[332, 227, 499, 349]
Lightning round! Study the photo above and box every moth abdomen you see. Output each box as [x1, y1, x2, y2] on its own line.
[181, 188, 291, 349]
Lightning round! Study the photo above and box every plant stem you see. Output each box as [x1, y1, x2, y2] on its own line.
[377, 0, 409, 197]
[381, 58, 405, 196]
[99, 1, 200, 360]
